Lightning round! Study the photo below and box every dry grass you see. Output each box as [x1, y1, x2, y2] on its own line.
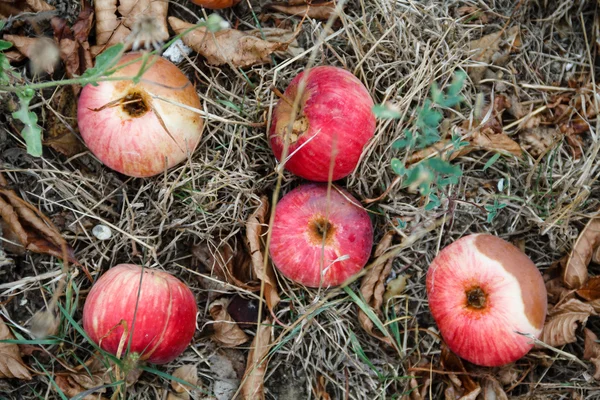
[0, 0, 599, 398]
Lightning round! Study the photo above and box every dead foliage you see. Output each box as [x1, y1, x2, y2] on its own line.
[43, 85, 86, 157]
[467, 26, 521, 84]
[583, 328, 600, 380]
[563, 217, 600, 288]
[54, 357, 110, 400]
[439, 345, 481, 399]
[539, 299, 596, 347]
[2, 35, 60, 75]
[265, 1, 338, 21]
[0, 318, 32, 380]
[240, 319, 272, 400]
[209, 297, 250, 347]
[167, 364, 199, 400]
[0, 0, 54, 20]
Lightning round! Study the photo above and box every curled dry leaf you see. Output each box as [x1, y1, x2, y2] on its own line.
[467, 26, 520, 83]
[439, 344, 480, 398]
[0, 0, 54, 20]
[266, 1, 338, 21]
[314, 374, 331, 400]
[209, 298, 249, 347]
[241, 319, 272, 400]
[169, 17, 289, 68]
[358, 231, 395, 345]
[0, 318, 32, 380]
[55, 357, 110, 400]
[44, 85, 86, 157]
[564, 218, 600, 289]
[246, 196, 280, 311]
[539, 299, 596, 347]
[51, 1, 94, 85]
[0, 186, 78, 265]
[92, 0, 169, 56]
[576, 276, 600, 302]
[583, 328, 600, 380]
[168, 364, 198, 400]
[520, 127, 561, 158]
[481, 377, 508, 400]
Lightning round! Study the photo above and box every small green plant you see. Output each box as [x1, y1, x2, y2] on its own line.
[374, 71, 468, 210]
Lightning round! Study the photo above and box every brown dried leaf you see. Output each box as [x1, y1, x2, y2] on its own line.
[92, 0, 168, 56]
[3, 34, 59, 74]
[545, 276, 574, 305]
[467, 26, 520, 83]
[481, 377, 508, 400]
[564, 218, 600, 289]
[358, 231, 395, 345]
[0, 188, 78, 265]
[25, 0, 54, 11]
[0, 318, 32, 380]
[55, 357, 109, 400]
[583, 328, 600, 380]
[589, 299, 600, 314]
[439, 344, 479, 395]
[246, 196, 280, 311]
[576, 276, 600, 301]
[44, 85, 86, 156]
[209, 298, 249, 347]
[168, 364, 198, 400]
[241, 319, 272, 400]
[520, 127, 561, 158]
[169, 17, 287, 68]
[539, 299, 596, 347]
[315, 374, 331, 400]
[457, 6, 489, 23]
[471, 130, 522, 157]
[266, 1, 337, 20]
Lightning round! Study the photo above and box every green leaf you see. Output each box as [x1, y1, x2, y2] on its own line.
[424, 194, 440, 211]
[425, 158, 462, 176]
[483, 152, 501, 171]
[81, 43, 124, 80]
[451, 134, 470, 150]
[12, 90, 43, 157]
[390, 158, 406, 176]
[0, 40, 12, 51]
[447, 71, 467, 97]
[0, 53, 12, 84]
[373, 104, 402, 120]
[392, 131, 413, 149]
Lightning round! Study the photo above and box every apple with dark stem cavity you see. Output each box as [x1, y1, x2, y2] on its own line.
[77, 52, 204, 178]
[83, 264, 197, 365]
[426, 234, 547, 367]
[269, 66, 376, 182]
[269, 183, 373, 287]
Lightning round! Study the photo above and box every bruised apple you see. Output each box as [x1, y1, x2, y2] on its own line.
[269, 66, 376, 182]
[269, 183, 373, 287]
[77, 52, 203, 177]
[426, 234, 547, 367]
[82, 264, 197, 365]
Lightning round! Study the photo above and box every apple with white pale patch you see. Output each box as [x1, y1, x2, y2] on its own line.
[77, 52, 204, 177]
[269, 183, 373, 287]
[426, 234, 548, 367]
[269, 66, 376, 182]
[82, 264, 197, 365]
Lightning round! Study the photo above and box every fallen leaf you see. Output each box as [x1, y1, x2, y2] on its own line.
[3, 35, 59, 74]
[564, 218, 600, 289]
[0, 318, 32, 380]
[209, 298, 249, 347]
[240, 319, 272, 400]
[55, 356, 110, 400]
[314, 374, 331, 400]
[539, 299, 596, 347]
[92, 0, 169, 56]
[246, 196, 280, 311]
[192, 239, 260, 293]
[227, 295, 261, 330]
[0, 0, 54, 19]
[169, 17, 288, 68]
[51, 1, 94, 84]
[383, 274, 409, 303]
[583, 328, 600, 380]
[470, 130, 522, 157]
[545, 276, 574, 305]
[358, 231, 395, 345]
[266, 1, 337, 21]
[457, 6, 489, 23]
[44, 85, 86, 157]
[248, 28, 304, 58]
[467, 26, 520, 83]
[481, 377, 508, 400]
[0, 187, 78, 265]
[576, 276, 600, 301]
[520, 127, 561, 157]
[168, 364, 198, 400]
[439, 344, 480, 397]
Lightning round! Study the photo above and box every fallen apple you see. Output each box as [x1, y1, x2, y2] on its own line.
[426, 234, 547, 367]
[191, 0, 240, 8]
[82, 264, 197, 365]
[269, 66, 376, 182]
[77, 52, 204, 177]
[269, 183, 373, 287]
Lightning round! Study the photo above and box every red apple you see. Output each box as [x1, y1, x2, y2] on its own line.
[269, 66, 376, 182]
[82, 264, 197, 365]
[426, 234, 547, 367]
[269, 183, 373, 287]
[191, 0, 240, 8]
[77, 52, 204, 177]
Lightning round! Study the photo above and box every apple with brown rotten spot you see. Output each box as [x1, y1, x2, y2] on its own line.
[77, 52, 203, 178]
[82, 264, 197, 365]
[269, 183, 373, 287]
[426, 234, 547, 367]
[269, 66, 376, 182]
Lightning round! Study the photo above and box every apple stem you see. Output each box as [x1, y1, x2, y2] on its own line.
[270, 86, 294, 108]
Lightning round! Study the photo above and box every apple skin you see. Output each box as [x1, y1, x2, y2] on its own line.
[82, 264, 197, 365]
[269, 66, 376, 182]
[269, 183, 373, 287]
[77, 52, 203, 178]
[426, 234, 547, 367]
[191, 0, 240, 8]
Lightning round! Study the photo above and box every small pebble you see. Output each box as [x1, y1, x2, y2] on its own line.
[92, 224, 112, 241]
[162, 39, 193, 64]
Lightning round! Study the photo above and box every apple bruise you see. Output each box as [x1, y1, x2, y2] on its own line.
[273, 89, 311, 145]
